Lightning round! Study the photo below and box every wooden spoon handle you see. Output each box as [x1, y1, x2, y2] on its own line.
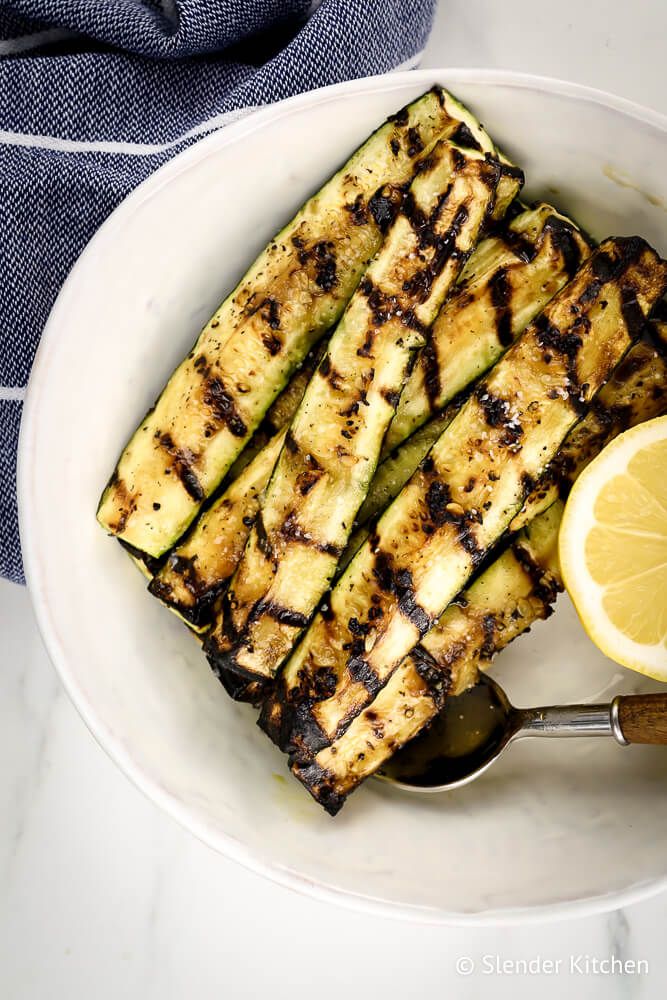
[614, 694, 667, 745]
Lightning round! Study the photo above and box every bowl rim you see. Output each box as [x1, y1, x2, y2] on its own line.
[18, 67, 667, 926]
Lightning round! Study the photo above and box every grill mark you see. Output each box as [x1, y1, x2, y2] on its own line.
[359, 277, 428, 335]
[368, 184, 405, 233]
[291, 759, 344, 816]
[480, 612, 497, 659]
[421, 340, 441, 409]
[408, 645, 452, 707]
[280, 512, 343, 558]
[489, 266, 514, 346]
[216, 668, 268, 705]
[261, 333, 282, 356]
[118, 537, 162, 576]
[400, 203, 471, 303]
[284, 430, 299, 454]
[260, 297, 281, 329]
[250, 599, 309, 629]
[382, 388, 401, 408]
[449, 121, 483, 152]
[344, 193, 368, 226]
[501, 226, 539, 263]
[475, 388, 523, 443]
[108, 478, 136, 533]
[406, 126, 424, 157]
[312, 241, 337, 291]
[543, 215, 586, 277]
[511, 540, 564, 606]
[318, 353, 346, 390]
[534, 314, 590, 414]
[388, 104, 409, 126]
[254, 511, 274, 560]
[372, 553, 433, 634]
[347, 656, 383, 695]
[156, 432, 205, 501]
[620, 283, 648, 338]
[398, 590, 433, 635]
[203, 378, 247, 437]
[499, 161, 525, 182]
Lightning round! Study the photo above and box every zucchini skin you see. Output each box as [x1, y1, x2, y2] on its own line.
[98, 87, 514, 559]
[286, 323, 667, 811]
[265, 238, 667, 759]
[207, 144, 504, 682]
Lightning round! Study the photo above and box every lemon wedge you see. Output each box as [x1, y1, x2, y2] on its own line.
[559, 414, 667, 680]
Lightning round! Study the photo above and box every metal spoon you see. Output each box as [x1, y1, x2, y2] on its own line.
[378, 673, 667, 793]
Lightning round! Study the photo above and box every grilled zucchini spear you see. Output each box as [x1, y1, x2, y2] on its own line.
[152, 202, 586, 632]
[265, 238, 667, 758]
[287, 323, 667, 812]
[97, 87, 513, 559]
[206, 142, 506, 682]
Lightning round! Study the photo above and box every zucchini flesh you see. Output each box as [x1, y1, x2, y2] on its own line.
[207, 143, 504, 681]
[97, 87, 515, 559]
[267, 238, 667, 758]
[286, 325, 667, 810]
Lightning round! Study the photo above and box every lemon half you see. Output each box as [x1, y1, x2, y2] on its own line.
[559, 414, 667, 680]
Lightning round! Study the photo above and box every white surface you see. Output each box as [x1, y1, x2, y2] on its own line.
[2, 1, 667, 995]
[19, 69, 667, 921]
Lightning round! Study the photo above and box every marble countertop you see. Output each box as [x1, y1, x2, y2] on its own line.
[2, 3, 666, 997]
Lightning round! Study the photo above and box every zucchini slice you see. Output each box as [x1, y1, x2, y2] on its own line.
[286, 324, 667, 811]
[266, 238, 667, 758]
[97, 87, 516, 558]
[206, 142, 505, 682]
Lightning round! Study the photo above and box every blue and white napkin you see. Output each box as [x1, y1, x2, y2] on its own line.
[0, 0, 436, 583]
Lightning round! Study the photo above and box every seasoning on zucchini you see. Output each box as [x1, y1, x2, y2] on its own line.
[206, 141, 505, 683]
[97, 86, 514, 559]
[265, 238, 667, 758]
[285, 322, 667, 810]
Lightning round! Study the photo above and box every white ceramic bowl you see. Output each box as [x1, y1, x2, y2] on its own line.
[19, 70, 667, 924]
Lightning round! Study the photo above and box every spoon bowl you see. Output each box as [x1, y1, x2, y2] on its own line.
[379, 675, 667, 793]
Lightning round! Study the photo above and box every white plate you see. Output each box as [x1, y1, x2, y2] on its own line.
[19, 70, 667, 925]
